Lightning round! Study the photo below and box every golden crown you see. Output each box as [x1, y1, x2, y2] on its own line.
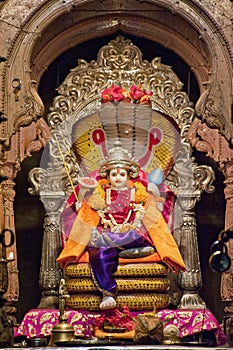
[99, 139, 139, 178]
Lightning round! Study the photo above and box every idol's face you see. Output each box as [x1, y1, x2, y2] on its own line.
[109, 168, 128, 188]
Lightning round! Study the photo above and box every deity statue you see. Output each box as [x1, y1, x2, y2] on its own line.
[57, 139, 185, 309]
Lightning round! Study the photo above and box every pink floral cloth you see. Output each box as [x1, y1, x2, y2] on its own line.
[15, 308, 226, 345]
[156, 308, 226, 346]
[15, 309, 95, 338]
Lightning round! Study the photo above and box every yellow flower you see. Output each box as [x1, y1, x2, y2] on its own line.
[134, 182, 149, 204]
[88, 180, 106, 210]
[98, 179, 109, 187]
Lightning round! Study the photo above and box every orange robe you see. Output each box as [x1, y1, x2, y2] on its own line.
[57, 194, 185, 273]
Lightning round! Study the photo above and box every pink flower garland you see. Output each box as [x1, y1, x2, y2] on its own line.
[94, 306, 135, 331]
[101, 84, 152, 106]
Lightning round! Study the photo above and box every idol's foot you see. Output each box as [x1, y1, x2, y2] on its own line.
[100, 296, 116, 310]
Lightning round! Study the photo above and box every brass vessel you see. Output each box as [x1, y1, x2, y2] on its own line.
[49, 318, 75, 346]
[163, 324, 180, 345]
[49, 278, 75, 346]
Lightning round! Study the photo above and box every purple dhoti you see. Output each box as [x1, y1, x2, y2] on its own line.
[88, 229, 152, 296]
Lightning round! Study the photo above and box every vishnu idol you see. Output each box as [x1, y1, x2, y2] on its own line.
[57, 139, 185, 309]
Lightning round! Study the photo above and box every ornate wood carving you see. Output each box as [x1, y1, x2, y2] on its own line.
[195, 82, 227, 136]
[188, 115, 233, 340]
[1, 176, 18, 301]
[12, 81, 45, 134]
[219, 160, 233, 344]
[219, 161, 233, 303]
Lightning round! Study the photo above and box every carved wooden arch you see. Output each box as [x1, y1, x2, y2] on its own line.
[28, 36, 215, 309]
[0, 0, 231, 303]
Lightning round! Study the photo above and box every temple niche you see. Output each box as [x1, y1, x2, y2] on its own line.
[0, 0, 232, 347]
[16, 35, 224, 345]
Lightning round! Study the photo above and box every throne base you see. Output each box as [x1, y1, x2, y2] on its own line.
[65, 292, 170, 310]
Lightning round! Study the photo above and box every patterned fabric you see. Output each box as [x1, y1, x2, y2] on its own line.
[15, 309, 95, 338]
[15, 308, 226, 346]
[156, 309, 226, 346]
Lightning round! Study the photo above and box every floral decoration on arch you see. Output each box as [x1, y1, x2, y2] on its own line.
[101, 83, 153, 106]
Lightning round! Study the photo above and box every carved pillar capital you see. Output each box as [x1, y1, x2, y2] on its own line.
[40, 191, 65, 218]
[176, 191, 201, 212]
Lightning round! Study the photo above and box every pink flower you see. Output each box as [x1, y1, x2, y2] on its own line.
[94, 306, 135, 331]
[109, 84, 125, 102]
[101, 84, 153, 105]
[101, 84, 125, 102]
[101, 87, 112, 103]
[129, 85, 145, 101]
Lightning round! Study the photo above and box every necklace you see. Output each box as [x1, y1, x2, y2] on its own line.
[106, 186, 135, 205]
[97, 187, 145, 233]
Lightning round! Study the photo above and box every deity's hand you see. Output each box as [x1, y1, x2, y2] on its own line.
[148, 182, 165, 212]
[75, 201, 82, 212]
[78, 176, 98, 189]
[148, 182, 160, 197]
[77, 176, 98, 203]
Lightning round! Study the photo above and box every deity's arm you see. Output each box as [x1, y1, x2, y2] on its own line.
[148, 182, 160, 197]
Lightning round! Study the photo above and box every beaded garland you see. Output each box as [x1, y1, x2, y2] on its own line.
[87, 179, 148, 233]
